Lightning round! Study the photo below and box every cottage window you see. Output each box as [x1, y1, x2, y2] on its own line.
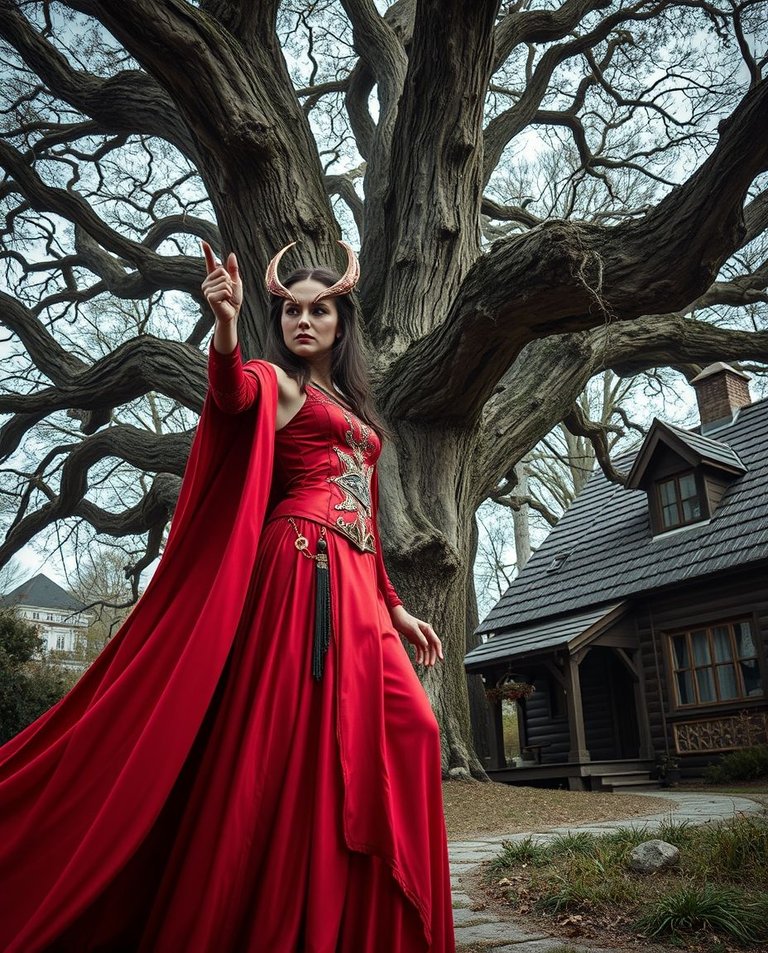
[669, 619, 762, 707]
[656, 471, 702, 530]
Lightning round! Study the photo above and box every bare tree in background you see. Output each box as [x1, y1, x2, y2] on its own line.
[1, 0, 767, 778]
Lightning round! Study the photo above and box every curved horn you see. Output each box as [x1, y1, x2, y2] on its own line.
[311, 240, 360, 304]
[265, 241, 299, 304]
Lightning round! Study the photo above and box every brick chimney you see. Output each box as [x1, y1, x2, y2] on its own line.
[690, 362, 751, 433]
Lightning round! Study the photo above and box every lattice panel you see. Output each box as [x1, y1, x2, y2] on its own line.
[674, 712, 768, 754]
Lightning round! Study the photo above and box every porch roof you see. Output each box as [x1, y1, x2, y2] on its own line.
[464, 601, 626, 672]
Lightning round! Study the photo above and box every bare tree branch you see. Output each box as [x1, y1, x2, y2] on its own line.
[383, 77, 768, 421]
[0, 2, 194, 156]
[493, 0, 613, 70]
[562, 402, 627, 485]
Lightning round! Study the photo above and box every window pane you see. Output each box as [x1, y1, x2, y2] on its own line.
[679, 473, 697, 500]
[692, 631, 710, 665]
[659, 479, 677, 505]
[716, 664, 739, 700]
[676, 670, 694, 704]
[662, 503, 678, 528]
[696, 667, 716, 702]
[712, 626, 733, 663]
[672, 635, 689, 669]
[682, 496, 701, 521]
[734, 621, 757, 659]
[740, 659, 763, 697]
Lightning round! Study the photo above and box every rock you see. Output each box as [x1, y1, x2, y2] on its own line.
[628, 839, 680, 874]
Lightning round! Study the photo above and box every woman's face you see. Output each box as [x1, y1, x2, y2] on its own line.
[280, 279, 340, 363]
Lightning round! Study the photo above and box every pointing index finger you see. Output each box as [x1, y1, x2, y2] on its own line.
[201, 240, 218, 275]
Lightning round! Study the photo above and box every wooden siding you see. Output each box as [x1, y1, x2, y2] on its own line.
[703, 470, 731, 513]
[516, 670, 570, 765]
[635, 566, 768, 775]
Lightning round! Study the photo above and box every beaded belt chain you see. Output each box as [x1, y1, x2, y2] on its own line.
[288, 518, 332, 681]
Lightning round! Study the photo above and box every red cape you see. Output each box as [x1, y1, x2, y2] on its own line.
[0, 362, 279, 950]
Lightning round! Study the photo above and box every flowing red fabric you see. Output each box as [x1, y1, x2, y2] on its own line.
[0, 357, 455, 952]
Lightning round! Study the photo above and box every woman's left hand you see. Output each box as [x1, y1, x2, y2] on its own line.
[390, 606, 444, 667]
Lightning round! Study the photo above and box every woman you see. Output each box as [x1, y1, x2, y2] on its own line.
[0, 239, 455, 952]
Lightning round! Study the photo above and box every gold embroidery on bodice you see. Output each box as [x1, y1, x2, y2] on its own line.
[328, 410, 376, 553]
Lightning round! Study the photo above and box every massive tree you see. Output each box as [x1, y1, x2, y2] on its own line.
[1, 0, 767, 778]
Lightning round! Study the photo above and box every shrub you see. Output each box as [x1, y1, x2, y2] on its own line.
[0, 608, 70, 744]
[703, 745, 768, 783]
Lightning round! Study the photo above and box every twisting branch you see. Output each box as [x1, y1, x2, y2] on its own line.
[0, 139, 207, 298]
[489, 486, 560, 526]
[562, 403, 627, 485]
[481, 197, 541, 228]
[325, 170, 365, 238]
[0, 335, 206, 428]
[0, 1, 194, 156]
[0, 425, 192, 565]
[484, 0, 677, 186]
[493, 0, 614, 70]
[383, 77, 768, 421]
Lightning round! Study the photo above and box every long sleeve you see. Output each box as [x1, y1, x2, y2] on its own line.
[207, 339, 260, 413]
[371, 467, 403, 612]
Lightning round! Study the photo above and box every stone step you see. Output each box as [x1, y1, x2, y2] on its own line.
[600, 778, 658, 792]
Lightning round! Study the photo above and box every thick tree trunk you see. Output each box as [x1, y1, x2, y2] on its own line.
[465, 516, 493, 781]
[376, 422, 488, 777]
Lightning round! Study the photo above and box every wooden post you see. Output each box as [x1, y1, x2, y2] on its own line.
[565, 650, 591, 763]
[485, 673, 507, 768]
[614, 648, 654, 759]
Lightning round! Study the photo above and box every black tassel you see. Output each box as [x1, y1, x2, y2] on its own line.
[312, 534, 332, 681]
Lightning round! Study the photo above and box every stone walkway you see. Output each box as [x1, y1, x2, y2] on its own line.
[449, 790, 765, 953]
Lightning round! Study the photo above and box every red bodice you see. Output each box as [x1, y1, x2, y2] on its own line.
[267, 383, 380, 553]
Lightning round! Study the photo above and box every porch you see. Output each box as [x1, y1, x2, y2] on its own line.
[486, 758, 657, 792]
[466, 602, 657, 790]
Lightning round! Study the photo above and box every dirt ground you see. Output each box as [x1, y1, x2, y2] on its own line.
[442, 778, 675, 840]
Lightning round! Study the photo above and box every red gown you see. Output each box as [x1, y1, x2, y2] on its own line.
[0, 341, 455, 953]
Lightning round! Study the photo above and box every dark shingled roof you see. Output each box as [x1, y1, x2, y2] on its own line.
[476, 397, 768, 636]
[0, 572, 87, 612]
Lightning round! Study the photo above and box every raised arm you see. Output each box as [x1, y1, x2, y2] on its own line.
[208, 339, 260, 414]
[200, 239, 261, 413]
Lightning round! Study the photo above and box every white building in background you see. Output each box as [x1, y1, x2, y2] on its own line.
[0, 572, 93, 670]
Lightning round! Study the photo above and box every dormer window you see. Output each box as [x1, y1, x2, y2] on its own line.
[657, 471, 702, 530]
[626, 418, 746, 538]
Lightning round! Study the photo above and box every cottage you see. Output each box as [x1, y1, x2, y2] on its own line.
[466, 363, 768, 790]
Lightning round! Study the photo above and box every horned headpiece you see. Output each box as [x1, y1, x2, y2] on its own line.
[265, 240, 360, 306]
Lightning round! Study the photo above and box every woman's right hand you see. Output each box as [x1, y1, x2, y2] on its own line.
[201, 239, 242, 324]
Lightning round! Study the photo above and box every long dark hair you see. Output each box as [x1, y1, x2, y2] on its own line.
[264, 266, 390, 441]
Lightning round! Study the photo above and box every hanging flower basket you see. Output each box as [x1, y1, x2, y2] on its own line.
[485, 681, 536, 704]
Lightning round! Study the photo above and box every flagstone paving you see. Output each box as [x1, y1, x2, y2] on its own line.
[449, 790, 765, 953]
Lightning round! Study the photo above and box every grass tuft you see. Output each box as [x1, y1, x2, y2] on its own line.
[488, 835, 548, 872]
[547, 830, 600, 857]
[634, 882, 768, 944]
